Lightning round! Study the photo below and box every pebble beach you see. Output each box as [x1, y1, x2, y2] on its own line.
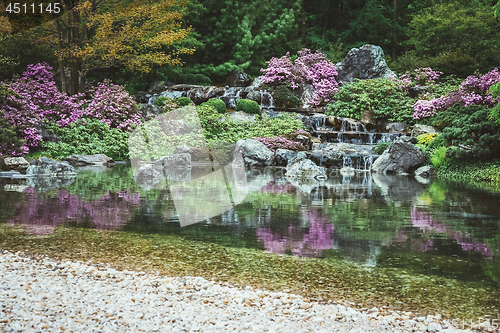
[0, 250, 486, 333]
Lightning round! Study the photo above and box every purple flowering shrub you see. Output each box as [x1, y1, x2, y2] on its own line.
[255, 136, 305, 153]
[0, 63, 142, 155]
[260, 49, 339, 106]
[399, 67, 443, 90]
[413, 68, 500, 119]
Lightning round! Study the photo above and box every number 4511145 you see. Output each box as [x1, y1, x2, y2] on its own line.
[5, 3, 61, 14]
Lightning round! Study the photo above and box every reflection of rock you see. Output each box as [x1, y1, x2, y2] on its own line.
[164, 168, 191, 182]
[371, 141, 425, 174]
[157, 153, 192, 170]
[0, 157, 29, 173]
[133, 163, 162, 190]
[372, 173, 426, 203]
[414, 166, 434, 184]
[285, 152, 327, 180]
[26, 157, 76, 177]
[63, 154, 115, 167]
[232, 139, 274, 167]
[335, 44, 395, 83]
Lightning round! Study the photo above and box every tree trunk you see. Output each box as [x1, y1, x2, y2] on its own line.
[54, 17, 67, 94]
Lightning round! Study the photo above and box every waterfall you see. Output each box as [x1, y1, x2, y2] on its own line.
[260, 91, 274, 109]
[221, 87, 245, 108]
[342, 154, 352, 168]
[340, 118, 346, 132]
[368, 133, 375, 144]
[361, 124, 367, 132]
[362, 155, 373, 171]
[337, 132, 343, 143]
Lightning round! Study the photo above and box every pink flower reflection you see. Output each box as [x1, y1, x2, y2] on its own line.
[405, 207, 494, 257]
[256, 209, 335, 257]
[8, 189, 140, 235]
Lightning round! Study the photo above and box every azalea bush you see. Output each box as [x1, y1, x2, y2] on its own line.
[254, 136, 305, 153]
[413, 68, 500, 119]
[399, 67, 443, 90]
[260, 49, 339, 106]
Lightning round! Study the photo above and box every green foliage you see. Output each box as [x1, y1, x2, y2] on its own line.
[427, 134, 446, 151]
[488, 82, 500, 125]
[155, 96, 171, 107]
[235, 99, 261, 115]
[408, 4, 500, 75]
[417, 133, 437, 145]
[430, 146, 447, 169]
[439, 105, 500, 159]
[204, 98, 227, 114]
[437, 158, 500, 185]
[42, 118, 130, 160]
[326, 78, 414, 123]
[373, 142, 392, 155]
[0, 109, 25, 155]
[176, 97, 192, 107]
[273, 85, 301, 108]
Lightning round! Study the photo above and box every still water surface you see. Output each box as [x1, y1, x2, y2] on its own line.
[1, 164, 500, 288]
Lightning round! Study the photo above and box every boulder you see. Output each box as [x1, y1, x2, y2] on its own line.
[224, 111, 256, 124]
[26, 157, 76, 177]
[133, 163, 162, 190]
[139, 104, 164, 119]
[0, 157, 29, 173]
[359, 109, 377, 128]
[147, 81, 166, 94]
[308, 144, 344, 168]
[275, 149, 299, 166]
[232, 139, 274, 167]
[411, 124, 437, 138]
[414, 165, 434, 178]
[385, 122, 408, 133]
[132, 91, 148, 103]
[35, 122, 62, 143]
[285, 152, 327, 180]
[335, 44, 395, 83]
[173, 145, 194, 156]
[299, 84, 316, 109]
[371, 140, 426, 174]
[187, 86, 226, 104]
[157, 153, 192, 169]
[63, 154, 115, 167]
[225, 71, 252, 87]
[327, 116, 365, 132]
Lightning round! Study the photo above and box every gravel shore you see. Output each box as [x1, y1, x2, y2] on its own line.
[0, 250, 486, 333]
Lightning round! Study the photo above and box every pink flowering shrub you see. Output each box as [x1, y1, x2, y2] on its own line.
[260, 49, 339, 106]
[413, 68, 500, 119]
[255, 136, 305, 153]
[84, 79, 141, 131]
[399, 67, 443, 90]
[0, 63, 142, 155]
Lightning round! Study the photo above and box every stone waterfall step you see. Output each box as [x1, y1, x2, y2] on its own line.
[315, 131, 407, 145]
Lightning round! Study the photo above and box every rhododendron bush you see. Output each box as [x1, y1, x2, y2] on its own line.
[0, 63, 141, 155]
[413, 68, 500, 119]
[260, 49, 339, 106]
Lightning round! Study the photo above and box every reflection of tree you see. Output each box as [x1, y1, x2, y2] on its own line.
[8, 188, 140, 235]
[256, 209, 335, 257]
[389, 208, 494, 257]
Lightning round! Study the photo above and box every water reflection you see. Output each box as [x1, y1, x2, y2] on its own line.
[2, 166, 500, 285]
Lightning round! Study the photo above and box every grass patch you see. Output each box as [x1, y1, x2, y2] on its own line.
[1, 225, 499, 319]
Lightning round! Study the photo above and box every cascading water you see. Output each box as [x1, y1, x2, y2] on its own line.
[260, 91, 274, 109]
[342, 155, 353, 168]
[220, 87, 245, 108]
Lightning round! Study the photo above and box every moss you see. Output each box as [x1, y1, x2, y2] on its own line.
[1, 225, 500, 319]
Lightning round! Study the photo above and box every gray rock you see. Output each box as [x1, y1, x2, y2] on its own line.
[35, 122, 62, 143]
[133, 163, 162, 190]
[187, 86, 226, 104]
[275, 149, 299, 166]
[224, 111, 256, 123]
[336, 44, 395, 83]
[26, 157, 76, 177]
[398, 136, 417, 144]
[158, 119, 192, 135]
[63, 154, 115, 167]
[414, 165, 434, 178]
[385, 122, 408, 133]
[173, 145, 194, 156]
[232, 139, 274, 168]
[285, 156, 327, 180]
[139, 104, 164, 119]
[411, 124, 437, 137]
[147, 81, 166, 94]
[0, 157, 29, 173]
[371, 141, 426, 174]
[132, 91, 148, 103]
[158, 153, 192, 169]
[299, 84, 316, 109]
[225, 71, 252, 87]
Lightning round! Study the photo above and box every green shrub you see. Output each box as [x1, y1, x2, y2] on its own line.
[373, 142, 392, 155]
[325, 78, 415, 124]
[42, 117, 130, 160]
[273, 85, 301, 108]
[431, 146, 448, 169]
[176, 97, 193, 107]
[236, 99, 261, 115]
[204, 98, 227, 114]
[427, 134, 446, 150]
[417, 133, 437, 145]
[0, 109, 25, 156]
[194, 74, 212, 85]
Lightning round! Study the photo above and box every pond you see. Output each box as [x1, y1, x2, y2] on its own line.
[1, 164, 500, 318]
